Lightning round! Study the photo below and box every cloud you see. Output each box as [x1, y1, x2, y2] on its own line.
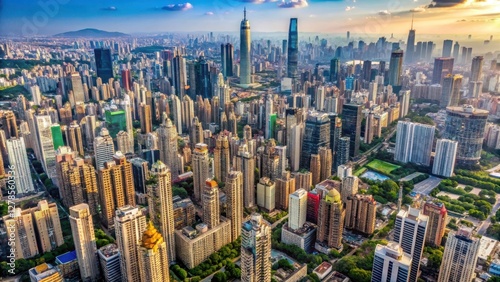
[345, 6, 355, 11]
[410, 6, 426, 12]
[235, 0, 278, 3]
[278, 0, 308, 8]
[428, 0, 466, 8]
[205, 11, 214, 15]
[102, 6, 117, 11]
[162, 3, 193, 11]
[378, 10, 391, 15]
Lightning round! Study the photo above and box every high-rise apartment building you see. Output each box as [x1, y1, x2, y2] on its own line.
[172, 51, 187, 99]
[114, 206, 147, 282]
[438, 228, 480, 282]
[94, 128, 115, 169]
[257, 177, 276, 212]
[69, 203, 100, 282]
[98, 152, 136, 229]
[341, 176, 359, 203]
[393, 208, 429, 282]
[240, 8, 252, 85]
[318, 147, 332, 181]
[226, 171, 243, 241]
[6, 137, 34, 194]
[372, 242, 412, 282]
[422, 201, 447, 247]
[342, 104, 362, 157]
[316, 189, 344, 252]
[3, 208, 39, 259]
[202, 179, 220, 229]
[289, 189, 307, 230]
[432, 139, 458, 177]
[236, 144, 256, 208]
[441, 74, 463, 107]
[138, 222, 170, 282]
[147, 161, 176, 263]
[32, 200, 64, 253]
[192, 143, 210, 202]
[221, 43, 234, 78]
[287, 18, 298, 79]
[394, 121, 435, 166]
[389, 49, 404, 90]
[214, 135, 230, 183]
[443, 105, 488, 166]
[336, 137, 350, 169]
[310, 154, 321, 186]
[157, 117, 181, 178]
[275, 171, 296, 210]
[442, 40, 453, 57]
[98, 243, 121, 282]
[65, 121, 84, 156]
[241, 213, 272, 282]
[345, 194, 376, 235]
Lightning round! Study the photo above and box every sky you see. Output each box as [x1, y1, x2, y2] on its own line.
[0, 0, 499, 37]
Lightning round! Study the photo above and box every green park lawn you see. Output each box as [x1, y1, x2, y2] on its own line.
[366, 159, 401, 175]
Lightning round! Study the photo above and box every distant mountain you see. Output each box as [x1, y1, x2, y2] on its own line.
[54, 28, 129, 38]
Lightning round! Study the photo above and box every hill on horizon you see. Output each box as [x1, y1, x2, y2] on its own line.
[54, 28, 129, 38]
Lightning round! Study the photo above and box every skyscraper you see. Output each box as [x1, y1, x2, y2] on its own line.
[442, 39, 453, 57]
[405, 18, 416, 64]
[172, 51, 187, 99]
[70, 72, 85, 105]
[470, 55, 484, 82]
[256, 177, 276, 212]
[301, 112, 330, 169]
[138, 222, 170, 282]
[372, 242, 412, 282]
[341, 176, 359, 203]
[114, 205, 147, 282]
[316, 189, 344, 252]
[275, 171, 296, 210]
[310, 154, 321, 186]
[1, 110, 18, 139]
[65, 121, 84, 156]
[202, 179, 220, 229]
[288, 188, 307, 230]
[394, 121, 435, 166]
[221, 43, 234, 78]
[94, 48, 114, 82]
[241, 213, 272, 282]
[214, 135, 230, 183]
[98, 243, 121, 282]
[336, 137, 350, 169]
[318, 147, 332, 181]
[240, 8, 252, 85]
[330, 58, 340, 82]
[35, 115, 57, 178]
[422, 201, 448, 247]
[226, 171, 243, 241]
[342, 104, 362, 158]
[94, 128, 115, 169]
[236, 144, 256, 208]
[6, 137, 34, 194]
[147, 161, 176, 263]
[287, 18, 298, 79]
[443, 105, 488, 166]
[192, 143, 210, 202]
[432, 57, 454, 84]
[440, 74, 463, 107]
[432, 139, 458, 177]
[393, 207, 429, 282]
[3, 208, 39, 259]
[438, 228, 480, 282]
[388, 49, 404, 90]
[69, 203, 100, 282]
[157, 117, 180, 178]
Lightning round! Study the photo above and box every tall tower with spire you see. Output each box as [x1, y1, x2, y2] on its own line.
[240, 8, 252, 85]
[405, 14, 416, 64]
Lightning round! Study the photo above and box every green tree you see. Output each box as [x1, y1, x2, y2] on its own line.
[212, 272, 226, 282]
[349, 268, 372, 282]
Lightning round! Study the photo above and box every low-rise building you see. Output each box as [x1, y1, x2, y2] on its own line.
[29, 263, 62, 282]
[273, 263, 307, 282]
[281, 222, 317, 253]
[313, 261, 333, 280]
[55, 251, 79, 280]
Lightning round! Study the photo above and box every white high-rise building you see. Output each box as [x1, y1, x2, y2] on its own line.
[438, 228, 480, 282]
[69, 203, 100, 282]
[34, 115, 57, 178]
[94, 128, 115, 169]
[432, 139, 458, 177]
[337, 164, 352, 180]
[341, 176, 359, 203]
[399, 90, 411, 118]
[265, 94, 274, 139]
[288, 188, 307, 230]
[393, 207, 429, 282]
[372, 242, 412, 282]
[121, 94, 134, 152]
[394, 121, 435, 166]
[289, 123, 304, 171]
[6, 137, 35, 194]
[114, 206, 146, 282]
[170, 95, 183, 135]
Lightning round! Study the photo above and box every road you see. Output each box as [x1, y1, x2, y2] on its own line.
[271, 215, 289, 229]
[477, 193, 500, 236]
[412, 176, 442, 195]
[355, 127, 396, 167]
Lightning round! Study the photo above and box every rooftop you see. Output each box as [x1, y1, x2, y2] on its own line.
[98, 243, 120, 258]
[313, 261, 333, 275]
[55, 251, 77, 264]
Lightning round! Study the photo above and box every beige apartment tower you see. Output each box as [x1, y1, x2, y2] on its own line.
[241, 213, 272, 282]
[317, 189, 345, 251]
[226, 171, 243, 241]
[139, 222, 170, 282]
[345, 194, 377, 235]
[147, 161, 176, 263]
[192, 143, 210, 202]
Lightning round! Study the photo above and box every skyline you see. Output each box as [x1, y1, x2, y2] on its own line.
[1, 0, 500, 37]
